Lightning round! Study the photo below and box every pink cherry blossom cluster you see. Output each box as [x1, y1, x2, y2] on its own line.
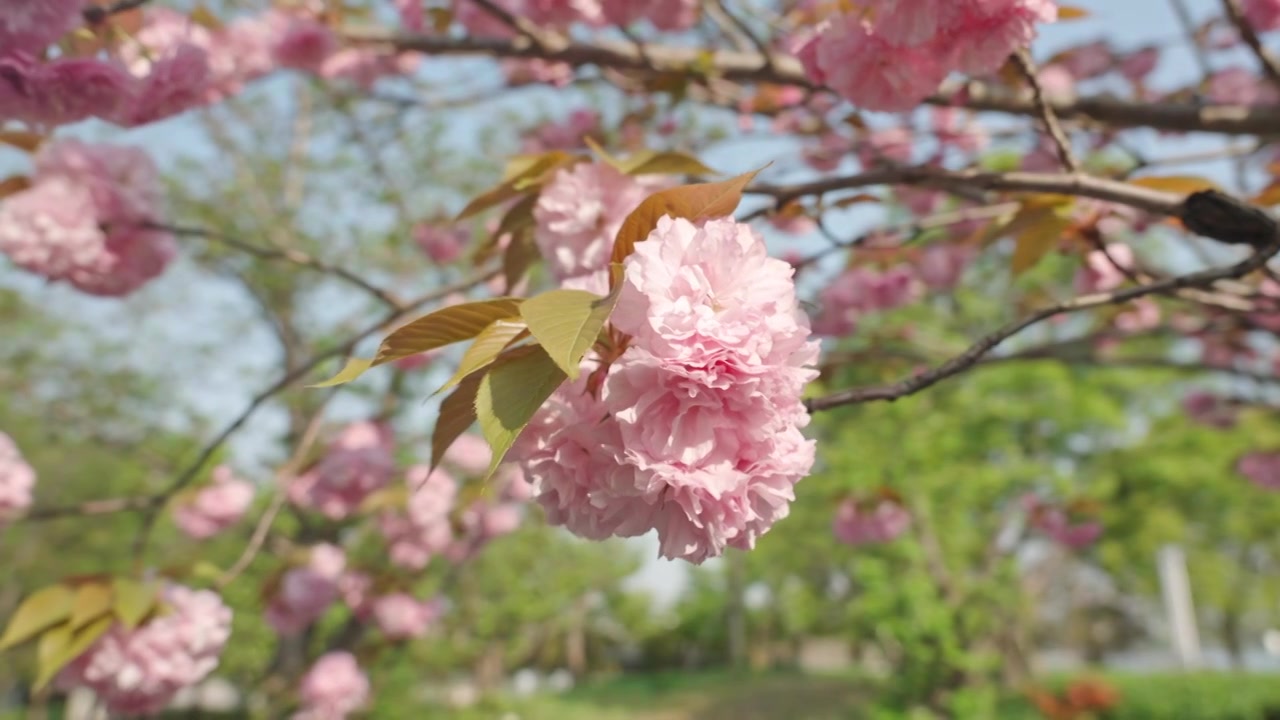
[522, 109, 604, 153]
[793, 0, 1058, 112]
[832, 496, 911, 546]
[294, 651, 370, 720]
[378, 435, 529, 568]
[371, 593, 442, 640]
[0, 139, 176, 296]
[288, 422, 396, 520]
[533, 161, 670, 286]
[516, 216, 818, 564]
[1022, 494, 1102, 548]
[413, 222, 467, 264]
[172, 465, 255, 540]
[265, 543, 350, 635]
[811, 243, 973, 338]
[59, 584, 232, 716]
[1246, 0, 1280, 31]
[1182, 391, 1239, 429]
[455, 0, 698, 34]
[0, 4, 418, 131]
[1237, 452, 1280, 491]
[0, 432, 35, 523]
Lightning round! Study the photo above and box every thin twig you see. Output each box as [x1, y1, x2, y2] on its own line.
[82, 0, 152, 24]
[1221, 0, 1280, 88]
[1011, 49, 1079, 173]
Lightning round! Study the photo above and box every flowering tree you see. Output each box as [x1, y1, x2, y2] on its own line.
[5, 0, 1280, 716]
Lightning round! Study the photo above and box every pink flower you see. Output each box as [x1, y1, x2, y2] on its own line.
[413, 223, 466, 263]
[396, 0, 426, 31]
[796, 15, 948, 113]
[811, 265, 922, 337]
[1207, 66, 1278, 106]
[443, 433, 493, 477]
[379, 465, 457, 569]
[0, 140, 176, 296]
[858, 127, 914, 167]
[1074, 245, 1134, 294]
[455, 0, 604, 34]
[801, 132, 853, 172]
[270, 12, 337, 73]
[319, 48, 420, 89]
[521, 109, 602, 153]
[0, 0, 84, 54]
[338, 571, 374, 618]
[371, 593, 440, 640]
[172, 465, 254, 540]
[932, 107, 988, 153]
[917, 243, 973, 291]
[288, 422, 396, 519]
[0, 432, 35, 522]
[1238, 452, 1280, 490]
[122, 43, 213, 126]
[1114, 297, 1161, 333]
[1024, 495, 1102, 548]
[1119, 47, 1160, 84]
[294, 652, 370, 720]
[600, 0, 699, 30]
[832, 497, 911, 545]
[1245, 0, 1280, 31]
[1182, 391, 1238, 429]
[265, 544, 346, 635]
[533, 161, 662, 282]
[60, 584, 232, 716]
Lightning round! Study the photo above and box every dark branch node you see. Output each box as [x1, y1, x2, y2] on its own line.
[1178, 190, 1280, 248]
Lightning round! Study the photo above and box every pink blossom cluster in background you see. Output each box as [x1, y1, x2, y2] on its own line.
[265, 543, 348, 635]
[413, 222, 467, 264]
[172, 465, 255, 540]
[533, 161, 670, 285]
[0, 3, 419, 132]
[454, 0, 699, 34]
[516, 216, 819, 564]
[0, 139, 177, 296]
[1022, 494, 1102, 548]
[0, 432, 35, 522]
[379, 465, 457, 569]
[1237, 451, 1280, 491]
[288, 422, 396, 520]
[59, 585, 232, 716]
[1246, 0, 1280, 31]
[832, 496, 911, 546]
[793, 0, 1058, 111]
[293, 651, 370, 720]
[1074, 244, 1135, 295]
[811, 244, 973, 337]
[371, 593, 442, 640]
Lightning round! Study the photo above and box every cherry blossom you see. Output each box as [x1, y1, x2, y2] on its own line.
[371, 593, 441, 640]
[294, 652, 370, 720]
[265, 544, 346, 635]
[832, 497, 912, 545]
[0, 432, 35, 523]
[172, 465, 255, 540]
[288, 422, 396, 519]
[1238, 452, 1280, 491]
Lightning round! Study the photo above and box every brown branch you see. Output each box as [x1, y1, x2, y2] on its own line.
[806, 195, 1280, 412]
[1222, 0, 1280, 87]
[82, 0, 152, 24]
[343, 28, 1280, 137]
[750, 166, 1185, 217]
[1011, 49, 1079, 173]
[157, 223, 402, 310]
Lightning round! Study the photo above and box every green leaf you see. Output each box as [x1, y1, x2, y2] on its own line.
[435, 319, 530, 395]
[620, 150, 719, 177]
[111, 578, 158, 630]
[502, 232, 541, 292]
[520, 289, 618, 380]
[34, 616, 113, 690]
[1007, 202, 1075, 276]
[610, 167, 765, 287]
[310, 299, 523, 387]
[0, 584, 74, 650]
[431, 372, 484, 471]
[310, 357, 375, 388]
[474, 346, 568, 481]
[68, 582, 113, 632]
[473, 193, 538, 266]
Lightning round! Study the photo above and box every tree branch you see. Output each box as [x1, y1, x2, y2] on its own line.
[1221, 0, 1280, 88]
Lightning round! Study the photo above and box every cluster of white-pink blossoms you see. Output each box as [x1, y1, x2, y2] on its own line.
[793, 0, 1059, 111]
[0, 431, 35, 523]
[516, 215, 819, 564]
[0, 139, 176, 297]
[172, 465, 255, 539]
[288, 421, 396, 520]
[294, 651, 371, 720]
[59, 584, 233, 716]
[832, 496, 911, 546]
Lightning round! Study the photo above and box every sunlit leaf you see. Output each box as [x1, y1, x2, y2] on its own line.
[1057, 5, 1091, 19]
[189, 3, 224, 30]
[435, 319, 529, 394]
[457, 151, 578, 220]
[1252, 182, 1280, 206]
[520, 289, 618, 379]
[1008, 204, 1074, 276]
[0, 131, 44, 153]
[502, 232, 541, 292]
[474, 346, 567, 481]
[111, 578, 158, 630]
[1127, 175, 1223, 195]
[610, 168, 765, 287]
[68, 583, 113, 632]
[310, 357, 375, 388]
[0, 584, 74, 650]
[34, 616, 113, 690]
[619, 150, 719, 177]
[431, 372, 484, 471]
[0, 176, 31, 200]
